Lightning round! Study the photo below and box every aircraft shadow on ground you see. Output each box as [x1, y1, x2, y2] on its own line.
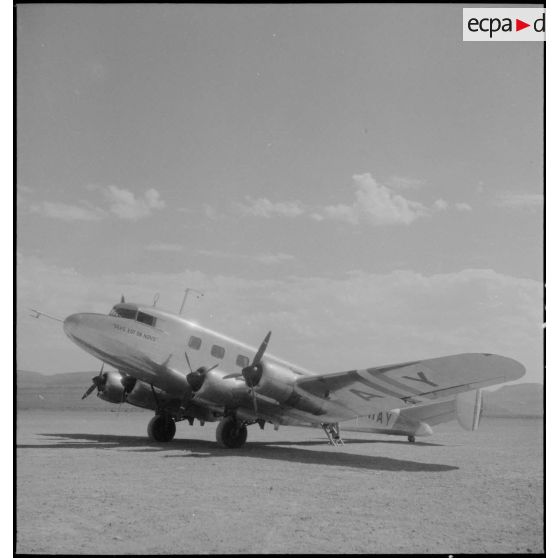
[18, 433, 457, 473]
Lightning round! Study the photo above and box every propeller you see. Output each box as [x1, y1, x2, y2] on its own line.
[117, 375, 137, 413]
[184, 350, 218, 393]
[241, 331, 271, 415]
[121, 376, 137, 399]
[81, 364, 107, 400]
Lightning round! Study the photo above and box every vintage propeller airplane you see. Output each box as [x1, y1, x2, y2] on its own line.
[30, 295, 525, 448]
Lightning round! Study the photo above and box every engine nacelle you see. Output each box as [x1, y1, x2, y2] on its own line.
[126, 380, 162, 409]
[256, 363, 327, 415]
[256, 362, 298, 402]
[97, 371, 127, 404]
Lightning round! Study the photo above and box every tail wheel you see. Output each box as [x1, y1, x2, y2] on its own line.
[216, 416, 248, 448]
[147, 414, 176, 442]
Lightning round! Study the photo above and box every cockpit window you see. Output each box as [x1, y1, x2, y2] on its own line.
[137, 311, 156, 327]
[109, 306, 137, 320]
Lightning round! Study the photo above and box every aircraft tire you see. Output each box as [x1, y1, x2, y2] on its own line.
[147, 414, 176, 442]
[407, 435, 416, 443]
[216, 416, 248, 448]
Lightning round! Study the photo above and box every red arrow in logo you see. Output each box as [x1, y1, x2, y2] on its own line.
[516, 19, 530, 32]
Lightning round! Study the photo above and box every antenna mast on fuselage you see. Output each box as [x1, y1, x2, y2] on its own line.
[179, 288, 204, 315]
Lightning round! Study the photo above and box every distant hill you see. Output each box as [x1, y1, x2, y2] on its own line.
[16, 370, 543, 418]
[16, 369, 145, 412]
[482, 382, 543, 418]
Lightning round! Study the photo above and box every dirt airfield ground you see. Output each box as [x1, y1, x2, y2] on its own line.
[16, 410, 543, 554]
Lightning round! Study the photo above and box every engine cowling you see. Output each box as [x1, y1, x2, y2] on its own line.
[97, 371, 130, 403]
[253, 362, 327, 415]
[254, 362, 297, 402]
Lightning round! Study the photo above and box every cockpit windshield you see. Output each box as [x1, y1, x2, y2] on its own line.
[109, 305, 138, 320]
[109, 304, 157, 327]
[137, 311, 156, 327]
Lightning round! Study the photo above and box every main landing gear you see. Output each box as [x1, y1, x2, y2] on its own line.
[216, 416, 248, 448]
[147, 413, 250, 448]
[147, 414, 176, 442]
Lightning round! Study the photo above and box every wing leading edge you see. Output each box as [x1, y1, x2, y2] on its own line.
[293, 353, 525, 422]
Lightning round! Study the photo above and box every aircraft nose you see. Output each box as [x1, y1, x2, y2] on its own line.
[63, 313, 81, 338]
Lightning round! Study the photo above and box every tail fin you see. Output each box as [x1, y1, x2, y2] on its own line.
[455, 389, 483, 431]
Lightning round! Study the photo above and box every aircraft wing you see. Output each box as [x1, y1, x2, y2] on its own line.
[293, 353, 525, 422]
[397, 398, 456, 427]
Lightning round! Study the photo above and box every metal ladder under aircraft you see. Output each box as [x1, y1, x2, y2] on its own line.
[321, 422, 344, 446]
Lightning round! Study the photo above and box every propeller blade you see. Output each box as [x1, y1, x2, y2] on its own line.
[184, 351, 193, 374]
[186, 363, 219, 392]
[241, 331, 271, 399]
[81, 383, 97, 400]
[250, 388, 258, 415]
[252, 331, 271, 366]
[82, 364, 104, 400]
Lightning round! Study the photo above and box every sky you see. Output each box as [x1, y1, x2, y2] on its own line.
[16, 4, 544, 385]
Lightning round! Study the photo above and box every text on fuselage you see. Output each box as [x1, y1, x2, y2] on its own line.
[366, 411, 394, 425]
[113, 323, 158, 342]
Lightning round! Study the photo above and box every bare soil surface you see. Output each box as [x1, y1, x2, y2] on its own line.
[16, 410, 543, 554]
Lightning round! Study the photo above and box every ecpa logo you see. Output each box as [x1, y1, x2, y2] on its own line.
[463, 8, 545, 42]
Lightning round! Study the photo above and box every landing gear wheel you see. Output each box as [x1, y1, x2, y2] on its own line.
[216, 416, 248, 448]
[407, 435, 416, 443]
[147, 414, 176, 442]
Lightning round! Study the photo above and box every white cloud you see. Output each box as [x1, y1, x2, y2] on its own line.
[386, 175, 425, 189]
[309, 213, 325, 222]
[236, 197, 305, 218]
[317, 173, 430, 226]
[145, 243, 184, 252]
[434, 199, 449, 211]
[496, 193, 543, 209]
[236, 174, 442, 226]
[320, 203, 360, 224]
[198, 249, 232, 259]
[434, 199, 472, 213]
[104, 186, 165, 220]
[255, 252, 294, 265]
[199, 249, 294, 266]
[23, 186, 166, 222]
[29, 201, 105, 221]
[177, 204, 222, 220]
[203, 204, 220, 220]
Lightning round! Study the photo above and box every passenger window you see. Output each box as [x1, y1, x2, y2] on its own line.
[211, 345, 225, 359]
[137, 311, 156, 327]
[188, 336, 202, 350]
[236, 354, 250, 368]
